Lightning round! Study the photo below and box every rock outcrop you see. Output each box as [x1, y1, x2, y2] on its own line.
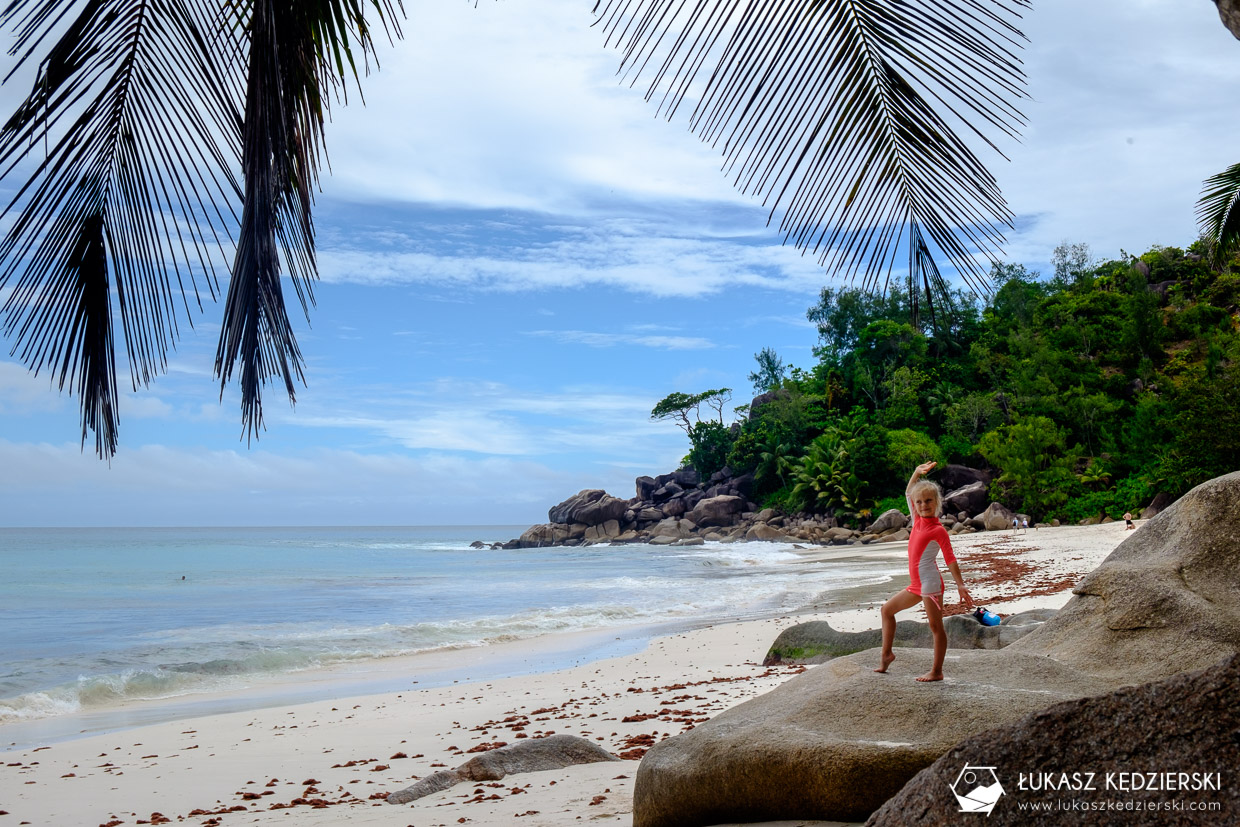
[632, 651, 1112, 827]
[866, 654, 1240, 825]
[936, 464, 991, 492]
[387, 734, 618, 805]
[508, 460, 1013, 549]
[1010, 470, 1240, 684]
[973, 501, 1016, 531]
[548, 489, 628, 526]
[941, 480, 987, 516]
[684, 495, 745, 527]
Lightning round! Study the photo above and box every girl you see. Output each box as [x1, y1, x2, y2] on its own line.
[874, 461, 973, 681]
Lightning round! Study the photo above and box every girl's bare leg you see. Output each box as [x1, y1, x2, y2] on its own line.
[917, 594, 947, 682]
[874, 590, 921, 673]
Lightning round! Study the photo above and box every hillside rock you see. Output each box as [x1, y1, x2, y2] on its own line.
[936, 464, 991, 492]
[866, 654, 1240, 825]
[548, 489, 628, 526]
[1010, 470, 1240, 684]
[941, 481, 988, 517]
[631, 650, 1111, 827]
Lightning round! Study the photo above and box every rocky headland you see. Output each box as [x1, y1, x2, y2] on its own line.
[491, 462, 1169, 551]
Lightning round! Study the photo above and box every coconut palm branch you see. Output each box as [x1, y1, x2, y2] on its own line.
[0, 0, 401, 456]
[1197, 161, 1240, 267]
[593, 0, 1030, 301]
[218, 0, 402, 442]
[0, 0, 244, 458]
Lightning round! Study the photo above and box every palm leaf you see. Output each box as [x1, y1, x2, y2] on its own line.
[0, 0, 244, 457]
[1197, 161, 1240, 267]
[0, 0, 404, 453]
[214, 0, 402, 442]
[593, 0, 1030, 300]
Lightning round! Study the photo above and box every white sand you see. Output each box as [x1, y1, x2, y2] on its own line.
[0, 522, 1136, 827]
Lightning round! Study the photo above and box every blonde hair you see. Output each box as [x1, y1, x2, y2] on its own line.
[909, 480, 943, 515]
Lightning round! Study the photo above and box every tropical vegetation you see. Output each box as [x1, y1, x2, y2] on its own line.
[663, 241, 1240, 525]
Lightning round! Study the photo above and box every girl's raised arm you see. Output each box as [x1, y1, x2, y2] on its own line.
[907, 461, 938, 494]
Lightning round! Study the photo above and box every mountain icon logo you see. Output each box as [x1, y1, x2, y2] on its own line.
[950, 764, 1005, 814]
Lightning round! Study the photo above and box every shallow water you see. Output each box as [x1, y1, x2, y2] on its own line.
[0, 525, 898, 736]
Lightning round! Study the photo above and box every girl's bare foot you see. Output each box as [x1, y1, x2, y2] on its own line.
[874, 652, 896, 673]
[916, 671, 943, 682]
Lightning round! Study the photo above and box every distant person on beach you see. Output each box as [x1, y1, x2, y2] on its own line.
[1123, 512, 1135, 530]
[1012, 516, 1019, 531]
[1021, 517, 1029, 532]
[874, 461, 974, 682]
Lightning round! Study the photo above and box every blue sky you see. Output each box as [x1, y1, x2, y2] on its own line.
[1, 0, 1238, 526]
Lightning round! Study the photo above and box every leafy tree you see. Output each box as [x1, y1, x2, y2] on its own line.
[685, 420, 735, 478]
[1158, 361, 1240, 495]
[978, 415, 1079, 517]
[0, 0, 1033, 457]
[748, 347, 787, 394]
[945, 392, 1000, 442]
[885, 429, 945, 489]
[1051, 241, 1093, 290]
[650, 388, 732, 434]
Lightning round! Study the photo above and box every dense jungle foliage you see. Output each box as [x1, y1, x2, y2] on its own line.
[658, 242, 1240, 525]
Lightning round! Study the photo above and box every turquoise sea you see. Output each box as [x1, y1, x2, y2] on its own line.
[0, 525, 898, 746]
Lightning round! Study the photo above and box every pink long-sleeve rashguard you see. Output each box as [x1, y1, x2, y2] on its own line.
[905, 496, 956, 597]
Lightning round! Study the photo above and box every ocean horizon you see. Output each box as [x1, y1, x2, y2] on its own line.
[0, 525, 899, 747]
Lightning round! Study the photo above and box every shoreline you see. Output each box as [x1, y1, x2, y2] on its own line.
[0, 523, 1135, 827]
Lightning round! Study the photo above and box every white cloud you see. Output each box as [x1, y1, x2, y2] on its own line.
[0, 361, 66, 415]
[317, 220, 826, 298]
[0, 438, 631, 526]
[525, 329, 716, 350]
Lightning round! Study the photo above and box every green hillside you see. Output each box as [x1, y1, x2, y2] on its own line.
[663, 241, 1240, 525]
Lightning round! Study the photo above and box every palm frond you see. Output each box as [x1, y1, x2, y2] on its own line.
[214, 0, 403, 442]
[0, 0, 245, 457]
[1197, 161, 1240, 267]
[593, 0, 1030, 298]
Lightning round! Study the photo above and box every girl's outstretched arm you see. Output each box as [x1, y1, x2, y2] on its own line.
[907, 461, 937, 494]
[946, 560, 974, 608]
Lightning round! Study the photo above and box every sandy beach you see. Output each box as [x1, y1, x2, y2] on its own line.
[0, 523, 1133, 827]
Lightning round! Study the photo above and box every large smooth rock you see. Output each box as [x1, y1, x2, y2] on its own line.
[1140, 490, 1173, 520]
[936, 465, 991, 492]
[745, 523, 793, 542]
[388, 734, 618, 805]
[548, 489, 628, 526]
[651, 517, 695, 540]
[685, 495, 745, 527]
[632, 650, 1111, 827]
[1010, 471, 1240, 684]
[763, 611, 1055, 665]
[974, 501, 1016, 531]
[866, 654, 1240, 825]
[868, 508, 908, 535]
[941, 481, 988, 516]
